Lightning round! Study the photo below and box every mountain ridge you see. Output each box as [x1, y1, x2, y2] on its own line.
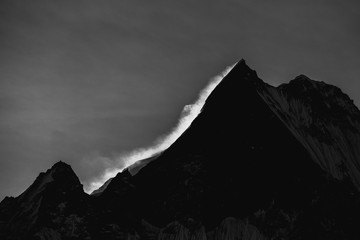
[1, 59, 360, 239]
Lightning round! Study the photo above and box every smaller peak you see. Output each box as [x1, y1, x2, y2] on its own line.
[233, 58, 250, 70]
[227, 58, 257, 78]
[54, 160, 67, 165]
[288, 74, 318, 89]
[49, 161, 81, 186]
[238, 58, 246, 65]
[16, 161, 82, 203]
[294, 74, 311, 80]
[51, 160, 71, 170]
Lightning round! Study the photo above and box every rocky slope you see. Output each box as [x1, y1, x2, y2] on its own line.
[0, 161, 92, 239]
[1, 60, 360, 239]
[258, 75, 360, 189]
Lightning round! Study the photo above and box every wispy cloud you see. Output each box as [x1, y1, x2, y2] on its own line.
[84, 64, 235, 194]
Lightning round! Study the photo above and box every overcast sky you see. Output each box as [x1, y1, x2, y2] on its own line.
[0, 0, 359, 199]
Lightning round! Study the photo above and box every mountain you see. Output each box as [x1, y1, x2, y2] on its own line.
[1, 59, 360, 239]
[0, 161, 92, 239]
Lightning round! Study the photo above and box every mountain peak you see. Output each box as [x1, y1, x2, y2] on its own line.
[280, 75, 359, 118]
[0, 161, 88, 239]
[16, 161, 82, 203]
[294, 74, 311, 80]
[49, 160, 81, 184]
[51, 160, 72, 170]
[230, 58, 255, 76]
[2, 60, 360, 239]
[286, 74, 320, 89]
[238, 58, 246, 65]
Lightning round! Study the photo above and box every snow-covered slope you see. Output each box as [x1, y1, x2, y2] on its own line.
[256, 75, 360, 189]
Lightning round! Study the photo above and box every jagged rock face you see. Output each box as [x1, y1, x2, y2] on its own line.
[0, 162, 92, 239]
[1, 60, 360, 239]
[257, 75, 360, 189]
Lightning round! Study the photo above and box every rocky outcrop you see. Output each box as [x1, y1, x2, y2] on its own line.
[257, 75, 360, 189]
[0, 161, 92, 239]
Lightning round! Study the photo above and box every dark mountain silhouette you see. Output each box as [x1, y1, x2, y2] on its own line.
[0, 161, 92, 239]
[1, 60, 360, 239]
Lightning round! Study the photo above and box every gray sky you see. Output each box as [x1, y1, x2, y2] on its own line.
[0, 0, 359, 199]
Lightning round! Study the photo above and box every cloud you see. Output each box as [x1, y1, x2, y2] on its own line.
[84, 63, 236, 194]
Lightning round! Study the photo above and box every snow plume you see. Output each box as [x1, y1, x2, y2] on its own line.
[84, 64, 235, 194]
